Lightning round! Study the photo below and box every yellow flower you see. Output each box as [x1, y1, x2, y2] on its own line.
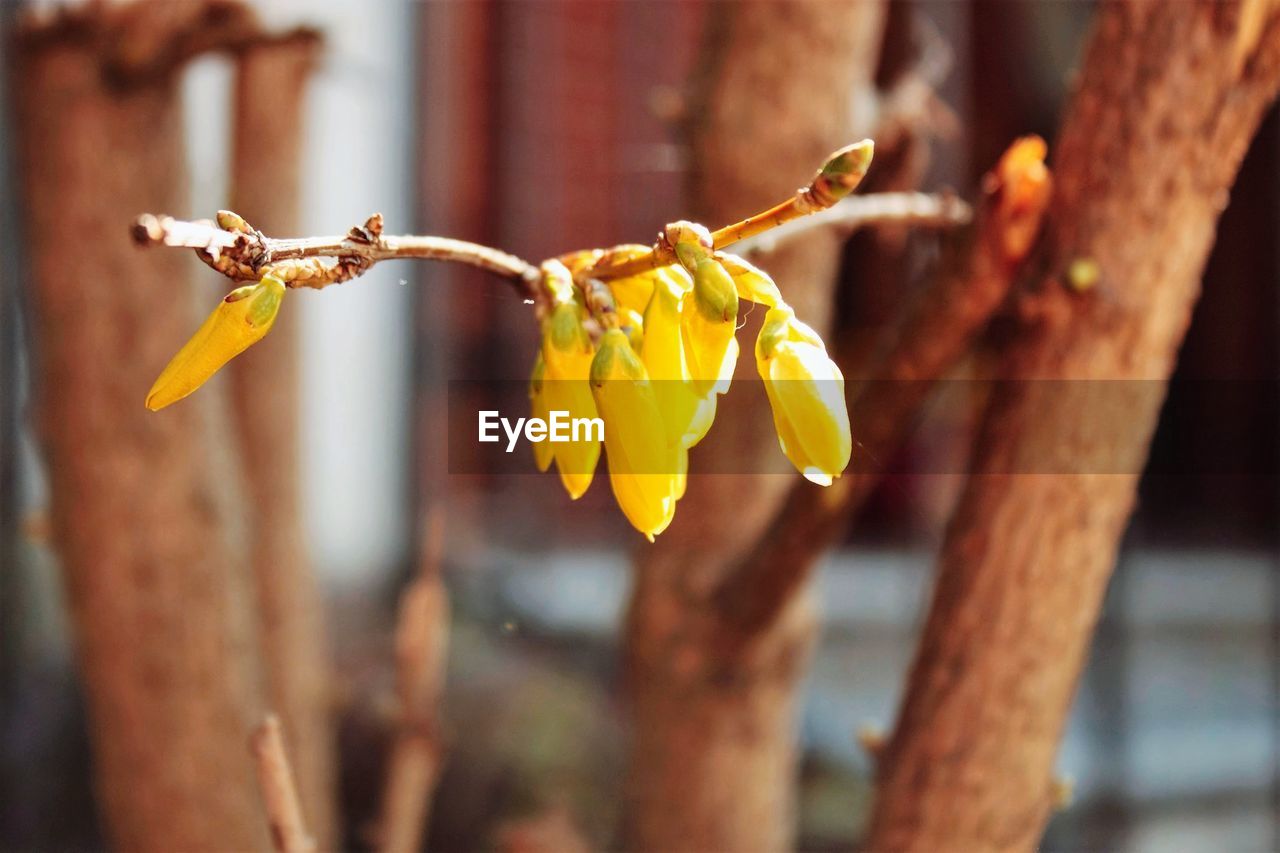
[540, 264, 600, 500]
[641, 267, 714, 450]
[755, 306, 851, 486]
[680, 254, 739, 397]
[619, 306, 645, 351]
[717, 252, 782, 307]
[588, 245, 656, 317]
[591, 328, 680, 540]
[146, 273, 285, 411]
[528, 353, 554, 473]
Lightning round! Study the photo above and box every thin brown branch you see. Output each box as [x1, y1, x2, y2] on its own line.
[712, 136, 1052, 640]
[736, 190, 971, 257]
[376, 507, 449, 853]
[131, 211, 542, 297]
[250, 714, 315, 853]
[577, 139, 875, 282]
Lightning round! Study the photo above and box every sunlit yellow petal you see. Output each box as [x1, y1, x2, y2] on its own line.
[529, 353, 554, 473]
[591, 329, 680, 539]
[755, 306, 851, 485]
[146, 274, 285, 411]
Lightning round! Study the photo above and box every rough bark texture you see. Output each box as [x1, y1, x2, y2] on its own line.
[865, 3, 1280, 851]
[621, 3, 886, 851]
[228, 35, 338, 848]
[10, 9, 269, 851]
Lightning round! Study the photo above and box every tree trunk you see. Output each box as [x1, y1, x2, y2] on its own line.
[621, 3, 886, 850]
[227, 34, 338, 848]
[10, 8, 269, 851]
[865, 3, 1280, 851]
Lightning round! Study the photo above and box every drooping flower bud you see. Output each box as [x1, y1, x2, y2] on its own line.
[641, 268, 714, 450]
[540, 261, 600, 500]
[529, 352, 554, 473]
[716, 251, 782, 308]
[755, 306, 851, 486]
[146, 273, 286, 411]
[681, 254, 739, 397]
[590, 329, 680, 540]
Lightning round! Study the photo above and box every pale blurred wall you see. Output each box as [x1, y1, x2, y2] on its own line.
[184, 0, 416, 585]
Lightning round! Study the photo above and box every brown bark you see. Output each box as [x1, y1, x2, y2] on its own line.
[227, 34, 338, 848]
[621, 3, 887, 851]
[376, 510, 449, 853]
[865, 3, 1280, 851]
[10, 6, 269, 851]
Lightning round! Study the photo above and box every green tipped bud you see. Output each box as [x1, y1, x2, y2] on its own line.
[817, 139, 875, 200]
[692, 257, 738, 323]
[146, 273, 286, 411]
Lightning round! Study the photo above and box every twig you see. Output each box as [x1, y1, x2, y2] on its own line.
[736, 191, 971, 257]
[132, 146, 972, 312]
[712, 136, 1053, 640]
[575, 139, 876, 281]
[376, 506, 449, 853]
[250, 714, 316, 853]
[131, 211, 542, 297]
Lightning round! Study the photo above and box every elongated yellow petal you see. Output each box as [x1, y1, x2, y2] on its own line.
[591, 329, 679, 539]
[641, 271, 708, 450]
[681, 258, 739, 398]
[540, 288, 600, 499]
[767, 344, 850, 485]
[716, 252, 782, 307]
[542, 366, 600, 499]
[529, 353, 554, 473]
[146, 274, 285, 411]
[756, 306, 851, 485]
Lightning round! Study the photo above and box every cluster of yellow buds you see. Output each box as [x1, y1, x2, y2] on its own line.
[529, 221, 852, 540]
[144, 142, 872, 541]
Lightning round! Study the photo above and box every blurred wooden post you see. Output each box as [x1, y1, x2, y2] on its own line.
[227, 32, 338, 848]
[865, 3, 1280, 850]
[621, 2, 887, 850]
[9, 6, 269, 850]
[376, 508, 450, 853]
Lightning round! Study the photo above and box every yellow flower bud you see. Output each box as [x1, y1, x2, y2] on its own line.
[755, 306, 851, 486]
[145, 273, 285, 411]
[540, 287, 600, 501]
[590, 329, 680, 540]
[681, 255, 739, 397]
[641, 269, 714, 450]
[529, 353, 554, 473]
[716, 251, 782, 307]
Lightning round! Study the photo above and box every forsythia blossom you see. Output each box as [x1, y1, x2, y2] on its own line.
[755, 305, 851, 487]
[144, 226, 855, 540]
[590, 328, 681, 541]
[146, 273, 286, 411]
[538, 261, 601, 499]
[528, 239, 852, 538]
